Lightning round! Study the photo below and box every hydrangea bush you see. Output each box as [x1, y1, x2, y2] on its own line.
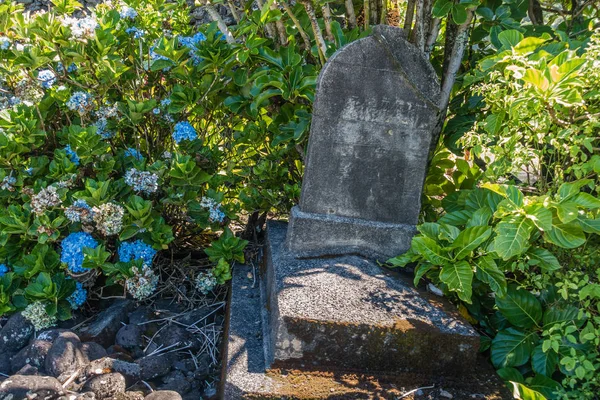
[0, 0, 321, 327]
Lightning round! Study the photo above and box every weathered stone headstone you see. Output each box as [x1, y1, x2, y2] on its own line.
[222, 26, 511, 399]
[286, 25, 440, 260]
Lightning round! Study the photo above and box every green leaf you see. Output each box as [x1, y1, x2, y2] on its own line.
[497, 367, 524, 383]
[439, 210, 471, 226]
[545, 223, 586, 249]
[555, 201, 579, 224]
[411, 236, 451, 265]
[558, 179, 592, 202]
[528, 374, 560, 399]
[485, 112, 505, 134]
[451, 226, 492, 260]
[439, 260, 473, 303]
[542, 305, 579, 327]
[577, 216, 600, 234]
[491, 328, 538, 368]
[475, 255, 507, 296]
[525, 204, 553, 232]
[414, 263, 433, 286]
[466, 207, 492, 228]
[432, 0, 453, 17]
[498, 30, 524, 49]
[510, 382, 547, 400]
[451, 4, 469, 24]
[493, 216, 534, 260]
[496, 285, 542, 329]
[531, 345, 558, 377]
[572, 193, 600, 209]
[527, 248, 561, 272]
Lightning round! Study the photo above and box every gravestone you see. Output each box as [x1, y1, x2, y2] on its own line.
[286, 25, 440, 261]
[222, 25, 511, 399]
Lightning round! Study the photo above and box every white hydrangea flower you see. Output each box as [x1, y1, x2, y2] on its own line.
[22, 302, 57, 331]
[92, 202, 125, 236]
[126, 265, 159, 300]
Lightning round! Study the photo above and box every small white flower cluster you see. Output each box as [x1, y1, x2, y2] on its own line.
[97, 103, 119, 119]
[199, 197, 226, 223]
[62, 16, 99, 40]
[92, 202, 125, 236]
[22, 301, 57, 331]
[65, 199, 94, 224]
[195, 270, 217, 294]
[125, 168, 159, 194]
[31, 186, 62, 215]
[0, 175, 16, 191]
[15, 78, 44, 105]
[126, 265, 159, 300]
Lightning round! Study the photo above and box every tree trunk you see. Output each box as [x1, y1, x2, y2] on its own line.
[345, 0, 358, 28]
[424, 17, 441, 57]
[227, 0, 240, 23]
[204, 2, 236, 44]
[528, 0, 544, 24]
[364, 0, 370, 29]
[300, 0, 328, 64]
[404, 0, 416, 34]
[380, 0, 387, 24]
[281, 0, 312, 51]
[272, 2, 289, 46]
[410, 0, 425, 51]
[323, 3, 334, 41]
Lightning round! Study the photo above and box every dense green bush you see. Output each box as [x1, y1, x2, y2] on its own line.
[0, 0, 331, 328]
[392, 30, 600, 399]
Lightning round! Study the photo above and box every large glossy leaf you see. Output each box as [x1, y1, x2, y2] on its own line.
[528, 374, 561, 399]
[555, 201, 579, 224]
[498, 30, 524, 49]
[525, 204, 553, 232]
[451, 226, 492, 260]
[439, 261, 473, 303]
[542, 305, 579, 327]
[491, 328, 538, 368]
[496, 285, 542, 329]
[411, 237, 451, 265]
[572, 192, 600, 209]
[527, 248, 561, 272]
[557, 179, 592, 202]
[577, 216, 600, 234]
[475, 255, 507, 296]
[545, 223, 586, 249]
[466, 206, 492, 227]
[494, 216, 534, 260]
[439, 210, 471, 226]
[510, 382, 547, 400]
[531, 345, 558, 377]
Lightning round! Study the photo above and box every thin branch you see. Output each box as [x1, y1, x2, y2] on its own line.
[345, 0, 358, 28]
[203, 1, 235, 44]
[364, 0, 371, 29]
[322, 3, 334, 42]
[300, 0, 328, 64]
[404, 0, 416, 33]
[281, 0, 312, 51]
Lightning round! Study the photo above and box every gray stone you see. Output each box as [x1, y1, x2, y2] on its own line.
[10, 339, 52, 373]
[82, 342, 108, 361]
[15, 364, 38, 376]
[0, 352, 13, 376]
[85, 357, 140, 385]
[0, 313, 34, 353]
[138, 353, 176, 380]
[36, 328, 71, 343]
[144, 391, 182, 400]
[267, 221, 479, 373]
[76, 393, 97, 400]
[159, 370, 191, 393]
[79, 299, 133, 347]
[0, 375, 63, 399]
[45, 333, 89, 377]
[116, 324, 143, 349]
[286, 25, 440, 261]
[82, 372, 126, 399]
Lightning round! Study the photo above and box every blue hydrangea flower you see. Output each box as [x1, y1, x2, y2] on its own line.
[57, 62, 76, 74]
[120, 6, 138, 19]
[118, 240, 157, 266]
[0, 37, 10, 50]
[25, 168, 34, 175]
[38, 69, 56, 89]
[67, 281, 87, 309]
[125, 168, 159, 194]
[66, 91, 93, 113]
[124, 147, 143, 160]
[153, 108, 160, 115]
[160, 98, 171, 107]
[172, 121, 197, 143]
[126, 27, 145, 39]
[178, 32, 206, 49]
[0, 264, 8, 277]
[67, 63, 77, 73]
[65, 199, 93, 223]
[65, 145, 80, 165]
[60, 232, 98, 273]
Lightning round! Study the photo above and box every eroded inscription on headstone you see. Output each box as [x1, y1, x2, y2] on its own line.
[286, 25, 441, 260]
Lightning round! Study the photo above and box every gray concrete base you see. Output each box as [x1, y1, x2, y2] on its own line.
[221, 229, 511, 399]
[268, 221, 479, 374]
[286, 206, 416, 261]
